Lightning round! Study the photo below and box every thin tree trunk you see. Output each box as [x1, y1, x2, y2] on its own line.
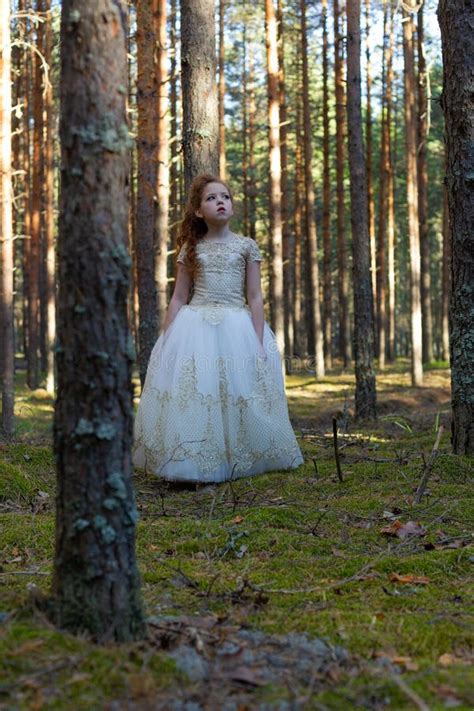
[53, 0, 145, 640]
[438, 0, 474, 454]
[181, 0, 219, 193]
[155, 0, 169, 331]
[322, 0, 332, 370]
[264, 0, 285, 360]
[417, 4, 433, 364]
[293, 91, 304, 357]
[136, 0, 158, 385]
[441, 183, 450, 362]
[334, 0, 350, 367]
[402, 5, 423, 386]
[346, 0, 376, 419]
[248, 44, 257, 242]
[0, 0, 14, 435]
[364, 0, 376, 304]
[21, 9, 32, 360]
[300, 0, 324, 377]
[169, 0, 179, 292]
[386, 1, 396, 362]
[218, 0, 226, 179]
[44, 1, 55, 393]
[277, 0, 292, 365]
[242, 26, 249, 237]
[28, 0, 45, 389]
[376, 0, 389, 370]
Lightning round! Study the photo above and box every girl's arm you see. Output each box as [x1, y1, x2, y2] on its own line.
[161, 264, 192, 334]
[246, 260, 264, 345]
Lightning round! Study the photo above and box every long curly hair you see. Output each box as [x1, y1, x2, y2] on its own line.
[175, 174, 234, 279]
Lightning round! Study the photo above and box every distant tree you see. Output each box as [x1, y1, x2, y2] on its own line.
[402, 3, 423, 386]
[53, 0, 145, 641]
[438, 0, 474, 454]
[322, 0, 332, 370]
[0, 0, 14, 436]
[346, 0, 377, 419]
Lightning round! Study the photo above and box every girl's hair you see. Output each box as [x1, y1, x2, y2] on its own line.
[175, 173, 233, 279]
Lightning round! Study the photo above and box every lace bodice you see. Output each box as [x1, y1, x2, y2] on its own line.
[177, 235, 263, 310]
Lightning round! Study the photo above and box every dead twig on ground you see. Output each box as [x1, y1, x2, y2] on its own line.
[414, 425, 444, 504]
[332, 417, 344, 483]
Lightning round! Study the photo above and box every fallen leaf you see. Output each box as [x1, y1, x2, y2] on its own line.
[233, 515, 244, 524]
[380, 520, 426, 539]
[389, 573, 430, 585]
[392, 655, 419, 671]
[437, 653, 471, 667]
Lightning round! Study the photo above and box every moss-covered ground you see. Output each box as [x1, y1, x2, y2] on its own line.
[0, 362, 472, 709]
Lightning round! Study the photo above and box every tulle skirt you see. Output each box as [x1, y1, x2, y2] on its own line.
[132, 304, 304, 483]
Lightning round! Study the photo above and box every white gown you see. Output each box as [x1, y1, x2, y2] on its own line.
[133, 234, 304, 483]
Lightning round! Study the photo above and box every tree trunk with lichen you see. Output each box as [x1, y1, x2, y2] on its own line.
[181, 0, 219, 193]
[438, 0, 474, 455]
[346, 0, 377, 419]
[53, 0, 145, 642]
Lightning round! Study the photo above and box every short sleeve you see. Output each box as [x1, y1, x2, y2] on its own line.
[176, 243, 187, 264]
[247, 238, 263, 262]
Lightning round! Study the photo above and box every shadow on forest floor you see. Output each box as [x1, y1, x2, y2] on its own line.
[0, 361, 473, 710]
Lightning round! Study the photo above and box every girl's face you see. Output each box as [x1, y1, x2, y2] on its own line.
[195, 182, 234, 224]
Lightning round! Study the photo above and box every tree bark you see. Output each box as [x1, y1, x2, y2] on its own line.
[438, 0, 474, 454]
[402, 5, 423, 386]
[155, 0, 169, 332]
[53, 0, 145, 641]
[0, 0, 14, 436]
[264, 0, 285, 360]
[169, 0, 180, 296]
[386, 1, 396, 362]
[277, 0, 292, 367]
[300, 0, 324, 377]
[181, 0, 219, 193]
[364, 0, 376, 305]
[346, 0, 377, 419]
[136, 0, 158, 386]
[44, 0, 56, 394]
[333, 0, 351, 367]
[417, 4, 433, 364]
[441, 183, 450, 362]
[322, 0, 332, 370]
[28, 0, 45, 389]
[218, 0, 226, 179]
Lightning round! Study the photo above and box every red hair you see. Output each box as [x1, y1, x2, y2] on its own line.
[175, 174, 234, 279]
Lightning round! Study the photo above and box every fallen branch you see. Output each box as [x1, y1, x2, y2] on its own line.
[414, 425, 444, 504]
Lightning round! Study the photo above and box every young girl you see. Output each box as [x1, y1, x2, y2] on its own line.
[133, 174, 304, 483]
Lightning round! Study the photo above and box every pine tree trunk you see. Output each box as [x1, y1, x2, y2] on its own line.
[402, 6, 423, 386]
[242, 27, 249, 237]
[44, 1, 56, 394]
[28, 0, 45, 389]
[438, 0, 474, 454]
[218, 0, 226, 179]
[169, 0, 180, 289]
[277, 0, 292, 366]
[417, 5, 433, 364]
[386, 1, 396, 362]
[364, 0, 376, 305]
[300, 0, 324, 377]
[376, 0, 389, 370]
[334, 0, 351, 367]
[248, 46, 257, 242]
[293, 95, 304, 358]
[322, 0, 332, 370]
[155, 0, 169, 331]
[53, 0, 145, 641]
[181, 0, 219, 193]
[264, 0, 285, 359]
[136, 0, 158, 386]
[346, 0, 376, 419]
[0, 0, 14, 436]
[441, 184, 450, 362]
[21, 9, 32, 361]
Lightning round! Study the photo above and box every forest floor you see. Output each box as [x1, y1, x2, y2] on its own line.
[0, 360, 473, 710]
